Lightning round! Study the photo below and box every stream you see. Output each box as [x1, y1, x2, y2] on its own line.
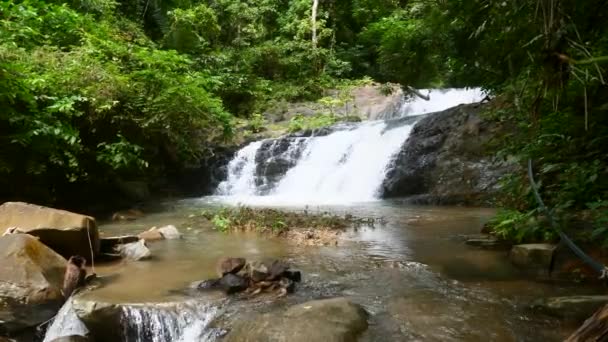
[45, 88, 593, 341]
[62, 199, 593, 341]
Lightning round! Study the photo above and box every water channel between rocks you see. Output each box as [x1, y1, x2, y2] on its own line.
[82, 198, 594, 341]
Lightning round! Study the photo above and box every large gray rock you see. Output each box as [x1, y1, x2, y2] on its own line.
[533, 296, 608, 321]
[0, 202, 99, 259]
[0, 234, 66, 332]
[510, 244, 556, 271]
[225, 297, 368, 342]
[381, 103, 516, 205]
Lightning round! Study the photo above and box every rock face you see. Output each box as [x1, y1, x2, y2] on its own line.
[0, 234, 66, 332]
[225, 297, 368, 342]
[0, 202, 99, 259]
[510, 244, 556, 272]
[381, 103, 515, 205]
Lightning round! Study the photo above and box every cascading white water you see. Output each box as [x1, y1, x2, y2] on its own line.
[43, 298, 89, 342]
[44, 299, 222, 342]
[121, 301, 221, 342]
[215, 88, 485, 205]
[270, 122, 412, 202]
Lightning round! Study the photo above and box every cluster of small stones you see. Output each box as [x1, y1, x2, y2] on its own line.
[191, 257, 301, 297]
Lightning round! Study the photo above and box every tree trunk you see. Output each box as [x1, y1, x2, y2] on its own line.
[311, 0, 319, 49]
[566, 303, 608, 342]
[405, 86, 430, 101]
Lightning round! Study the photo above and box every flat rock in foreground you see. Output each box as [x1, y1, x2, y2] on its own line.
[225, 297, 368, 342]
[0, 202, 99, 259]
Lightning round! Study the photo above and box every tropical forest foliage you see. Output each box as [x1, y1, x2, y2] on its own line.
[1, 0, 607, 243]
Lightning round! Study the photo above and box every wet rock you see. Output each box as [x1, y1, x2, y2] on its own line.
[138, 225, 181, 242]
[265, 259, 290, 281]
[0, 234, 66, 332]
[533, 296, 608, 321]
[464, 235, 510, 250]
[381, 103, 516, 205]
[156, 225, 181, 240]
[216, 257, 247, 278]
[283, 270, 302, 282]
[0, 202, 100, 260]
[219, 274, 249, 294]
[99, 235, 139, 254]
[190, 278, 221, 291]
[138, 228, 164, 243]
[225, 297, 368, 342]
[115, 240, 151, 261]
[510, 244, 556, 271]
[245, 261, 270, 282]
[49, 335, 90, 342]
[111, 209, 144, 221]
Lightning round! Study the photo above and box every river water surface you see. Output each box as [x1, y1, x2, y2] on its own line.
[82, 198, 595, 341]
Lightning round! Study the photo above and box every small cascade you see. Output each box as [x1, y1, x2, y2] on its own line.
[378, 87, 486, 120]
[121, 301, 222, 342]
[215, 88, 485, 205]
[43, 298, 89, 342]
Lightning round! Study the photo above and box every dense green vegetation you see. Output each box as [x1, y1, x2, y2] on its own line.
[1, 0, 607, 244]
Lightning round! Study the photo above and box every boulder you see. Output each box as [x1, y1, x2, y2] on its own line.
[216, 257, 247, 278]
[510, 244, 556, 272]
[225, 297, 368, 342]
[0, 234, 66, 332]
[0, 202, 99, 260]
[533, 296, 608, 321]
[219, 274, 248, 294]
[99, 236, 139, 254]
[156, 225, 181, 240]
[138, 229, 164, 243]
[138, 225, 181, 243]
[381, 103, 516, 205]
[115, 240, 151, 261]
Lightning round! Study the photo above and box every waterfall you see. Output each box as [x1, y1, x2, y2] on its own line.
[121, 301, 222, 342]
[215, 88, 484, 205]
[44, 299, 222, 342]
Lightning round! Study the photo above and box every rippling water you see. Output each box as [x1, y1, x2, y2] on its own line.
[84, 199, 593, 341]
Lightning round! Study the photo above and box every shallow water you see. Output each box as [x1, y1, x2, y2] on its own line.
[86, 198, 594, 341]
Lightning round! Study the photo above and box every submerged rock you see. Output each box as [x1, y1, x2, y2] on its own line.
[532, 296, 608, 321]
[225, 297, 368, 342]
[510, 244, 556, 272]
[115, 240, 151, 261]
[0, 234, 66, 332]
[381, 103, 516, 205]
[0, 202, 99, 260]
